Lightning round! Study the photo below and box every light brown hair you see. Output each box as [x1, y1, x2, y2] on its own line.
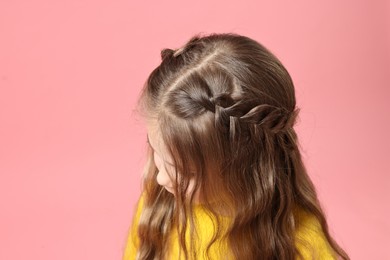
[133, 32, 349, 259]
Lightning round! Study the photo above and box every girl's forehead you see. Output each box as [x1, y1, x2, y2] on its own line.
[146, 119, 160, 135]
[147, 132, 177, 166]
[146, 120, 160, 145]
[146, 131, 162, 153]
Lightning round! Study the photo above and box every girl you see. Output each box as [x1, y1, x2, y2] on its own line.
[123, 32, 349, 260]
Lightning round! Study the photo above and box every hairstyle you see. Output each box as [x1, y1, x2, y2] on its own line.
[134, 32, 349, 259]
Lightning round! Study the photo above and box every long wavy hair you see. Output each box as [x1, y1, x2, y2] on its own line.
[134, 32, 349, 260]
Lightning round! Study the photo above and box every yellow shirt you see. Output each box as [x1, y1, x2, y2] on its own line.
[123, 193, 337, 259]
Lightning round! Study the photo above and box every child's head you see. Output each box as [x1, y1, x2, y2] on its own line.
[139, 33, 299, 206]
[135, 32, 348, 259]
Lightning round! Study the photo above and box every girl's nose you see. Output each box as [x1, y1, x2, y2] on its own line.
[156, 170, 172, 188]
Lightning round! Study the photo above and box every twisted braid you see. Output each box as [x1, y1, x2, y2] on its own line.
[198, 92, 299, 135]
[238, 103, 299, 134]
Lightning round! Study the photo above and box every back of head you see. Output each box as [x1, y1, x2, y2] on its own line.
[139, 32, 300, 219]
[135, 32, 349, 260]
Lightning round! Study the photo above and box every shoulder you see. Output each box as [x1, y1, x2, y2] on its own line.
[123, 192, 145, 260]
[294, 207, 338, 260]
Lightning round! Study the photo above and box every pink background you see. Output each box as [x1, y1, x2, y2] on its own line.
[1, 0, 389, 259]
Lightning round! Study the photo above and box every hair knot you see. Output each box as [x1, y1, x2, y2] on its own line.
[160, 48, 175, 60]
[238, 105, 299, 134]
